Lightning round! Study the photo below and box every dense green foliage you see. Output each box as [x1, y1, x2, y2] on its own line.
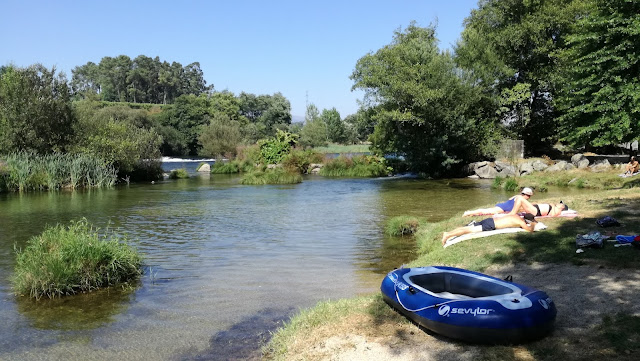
[351, 24, 498, 175]
[240, 168, 303, 185]
[557, 0, 640, 148]
[0, 152, 117, 192]
[12, 219, 143, 299]
[258, 130, 299, 164]
[456, 0, 586, 154]
[385, 216, 422, 236]
[168, 168, 189, 179]
[72, 101, 163, 176]
[319, 155, 390, 177]
[71, 55, 210, 104]
[0, 65, 75, 154]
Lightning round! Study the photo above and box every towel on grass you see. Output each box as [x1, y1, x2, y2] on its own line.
[619, 172, 640, 178]
[492, 209, 578, 218]
[443, 222, 547, 248]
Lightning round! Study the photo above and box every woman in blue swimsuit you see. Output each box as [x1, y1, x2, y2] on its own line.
[463, 187, 534, 216]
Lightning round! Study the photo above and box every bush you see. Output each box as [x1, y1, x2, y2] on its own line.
[281, 149, 324, 174]
[211, 161, 241, 174]
[319, 155, 390, 177]
[386, 216, 422, 236]
[240, 168, 303, 185]
[168, 168, 189, 179]
[11, 219, 143, 299]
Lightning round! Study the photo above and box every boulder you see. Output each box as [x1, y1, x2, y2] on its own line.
[497, 165, 518, 177]
[197, 163, 211, 172]
[476, 165, 499, 179]
[532, 160, 549, 171]
[590, 159, 611, 172]
[571, 153, 587, 165]
[545, 160, 568, 172]
[519, 162, 535, 176]
[576, 159, 590, 169]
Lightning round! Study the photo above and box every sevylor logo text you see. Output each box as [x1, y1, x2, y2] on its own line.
[438, 305, 495, 317]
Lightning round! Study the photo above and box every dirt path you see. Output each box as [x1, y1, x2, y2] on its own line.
[298, 262, 640, 361]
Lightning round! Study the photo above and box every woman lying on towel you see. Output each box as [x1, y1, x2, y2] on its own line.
[517, 200, 569, 217]
[442, 213, 537, 245]
[462, 187, 534, 216]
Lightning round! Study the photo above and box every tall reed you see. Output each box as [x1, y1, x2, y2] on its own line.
[0, 152, 117, 192]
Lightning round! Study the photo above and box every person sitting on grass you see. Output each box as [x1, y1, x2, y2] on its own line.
[463, 187, 534, 216]
[442, 213, 537, 246]
[624, 156, 639, 175]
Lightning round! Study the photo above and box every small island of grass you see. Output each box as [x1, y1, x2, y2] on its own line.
[11, 219, 143, 299]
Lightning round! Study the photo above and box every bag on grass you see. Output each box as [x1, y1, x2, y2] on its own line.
[576, 231, 604, 248]
[596, 216, 620, 228]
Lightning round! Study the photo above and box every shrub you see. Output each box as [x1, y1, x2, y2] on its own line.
[281, 149, 324, 174]
[241, 168, 303, 185]
[319, 155, 390, 177]
[11, 219, 143, 299]
[211, 161, 241, 174]
[386, 216, 422, 236]
[169, 168, 189, 179]
[257, 130, 298, 164]
[503, 177, 519, 192]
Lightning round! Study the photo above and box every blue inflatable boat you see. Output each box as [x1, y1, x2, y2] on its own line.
[381, 266, 556, 344]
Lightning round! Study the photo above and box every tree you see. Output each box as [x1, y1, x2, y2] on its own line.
[198, 113, 242, 158]
[455, 0, 587, 154]
[0, 65, 75, 154]
[557, 0, 640, 148]
[321, 108, 347, 143]
[157, 94, 211, 155]
[72, 101, 162, 175]
[351, 23, 498, 175]
[299, 103, 328, 148]
[238, 92, 292, 138]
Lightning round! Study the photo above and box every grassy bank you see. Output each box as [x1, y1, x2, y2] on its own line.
[264, 172, 640, 360]
[240, 168, 303, 185]
[12, 219, 143, 299]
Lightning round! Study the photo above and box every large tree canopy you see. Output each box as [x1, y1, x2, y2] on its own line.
[455, 0, 585, 154]
[557, 0, 640, 148]
[351, 24, 498, 175]
[72, 55, 212, 104]
[0, 65, 75, 154]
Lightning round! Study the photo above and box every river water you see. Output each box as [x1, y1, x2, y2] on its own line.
[0, 169, 575, 360]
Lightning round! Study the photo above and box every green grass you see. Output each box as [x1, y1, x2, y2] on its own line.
[240, 168, 303, 185]
[168, 168, 189, 179]
[385, 216, 423, 236]
[319, 155, 390, 177]
[312, 143, 370, 154]
[11, 219, 143, 299]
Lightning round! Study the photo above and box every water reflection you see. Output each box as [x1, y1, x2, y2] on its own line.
[15, 286, 135, 331]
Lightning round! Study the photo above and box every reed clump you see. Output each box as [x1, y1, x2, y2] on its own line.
[319, 155, 391, 177]
[386, 216, 423, 236]
[0, 151, 117, 192]
[168, 168, 189, 179]
[241, 168, 303, 185]
[11, 219, 143, 299]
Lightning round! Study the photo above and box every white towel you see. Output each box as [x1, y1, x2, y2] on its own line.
[444, 222, 547, 248]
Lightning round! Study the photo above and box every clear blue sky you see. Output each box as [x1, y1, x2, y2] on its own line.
[1, 0, 478, 121]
